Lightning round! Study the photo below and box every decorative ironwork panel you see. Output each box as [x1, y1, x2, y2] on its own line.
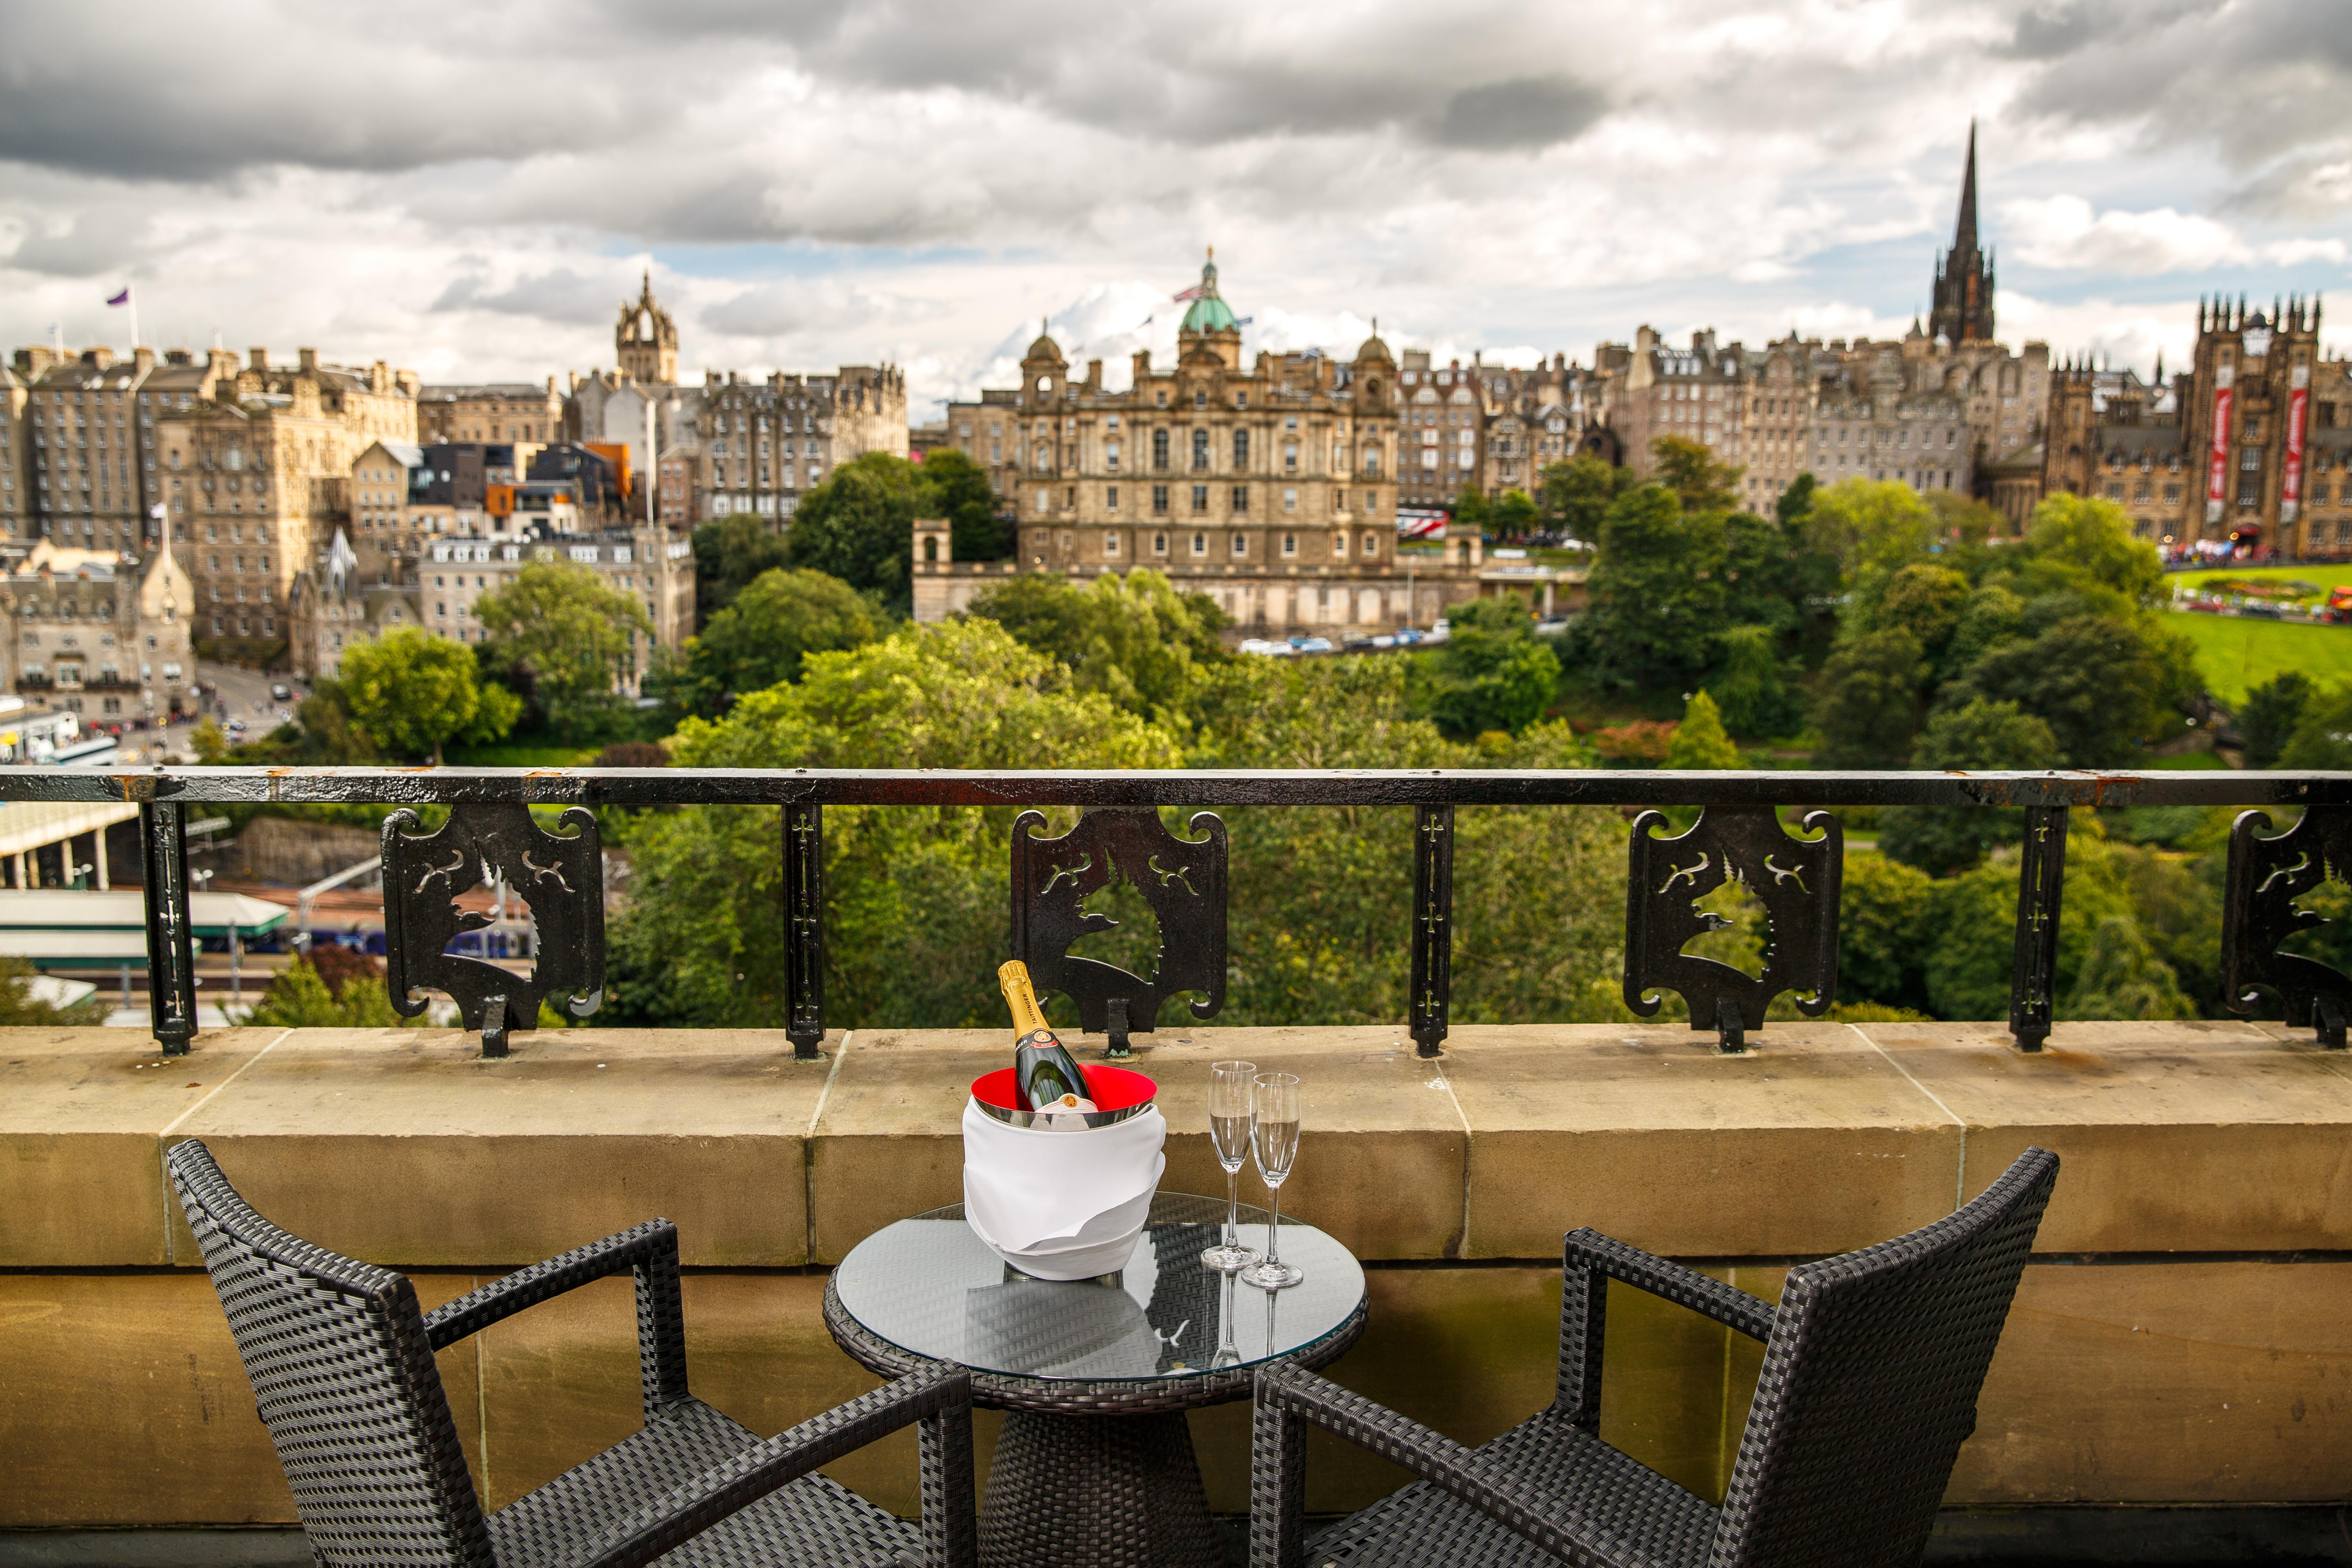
[1409, 804, 1454, 1058]
[2008, 806, 2070, 1052]
[784, 801, 825, 1062]
[141, 801, 198, 1056]
[1010, 805, 1225, 1056]
[1624, 805, 1841, 1052]
[2223, 805, 2352, 1048]
[383, 803, 605, 1058]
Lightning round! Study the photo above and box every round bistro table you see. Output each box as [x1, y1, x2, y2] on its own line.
[824, 1192, 1366, 1568]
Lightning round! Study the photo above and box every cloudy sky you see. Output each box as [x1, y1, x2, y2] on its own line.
[3, 0, 2347, 419]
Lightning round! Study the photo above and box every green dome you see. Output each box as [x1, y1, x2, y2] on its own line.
[1180, 258, 1238, 334]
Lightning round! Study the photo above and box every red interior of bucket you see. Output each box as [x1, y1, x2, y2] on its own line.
[972, 1064, 1156, 1113]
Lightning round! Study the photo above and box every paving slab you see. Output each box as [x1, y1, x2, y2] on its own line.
[1854, 1019, 2352, 1252]
[167, 1027, 830, 1268]
[0, 1028, 283, 1266]
[1440, 1022, 1964, 1258]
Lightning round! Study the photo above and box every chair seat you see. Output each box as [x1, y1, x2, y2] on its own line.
[490, 1398, 923, 1568]
[1304, 1408, 1719, 1568]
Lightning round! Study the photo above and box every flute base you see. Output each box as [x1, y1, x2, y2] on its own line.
[1199, 1240, 1260, 1272]
[1242, 1259, 1303, 1290]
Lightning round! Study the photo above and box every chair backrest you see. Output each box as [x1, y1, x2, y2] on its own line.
[1712, 1147, 2058, 1568]
[167, 1140, 494, 1568]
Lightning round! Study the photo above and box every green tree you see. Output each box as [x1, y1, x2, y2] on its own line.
[2280, 683, 2352, 769]
[0, 956, 104, 1025]
[1775, 473, 1817, 529]
[1944, 614, 2187, 766]
[1811, 628, 1929, 767]
[604, 621, 1180, 1030]
[1879, 699, 2062, 877]
[2063, 915, 2194, 1021]
[1451, 484, 1491, 532]
[242, 958, 401, 1027]
[476, 561, 654, 740]
[788, 451, 931, 608]
[1709, 623, 1804, 738]
[190, 717, 230, 763]
[1837, 853, 1934, 1012]
[1490, 488, 1540, 539]
[1663, 690, 1741, 769]
[339, 627, 514, 764]
[1649, 436, 1741, 514]
[1412, 594, 1560, 738]
[2014, 491, 2167, 608]
[680, 568, 880, 718]
[1804, 478, 1937, 587]
[1537, 454, 1630, 543]
[691, 513, 793, 621]
[967, 570, 1228, 725]
[2239, 671, 2315, 769]
[1578, 485, 1721, 691]
[1922, 827, 2136, 1020]
[920, 446, 1010, 561]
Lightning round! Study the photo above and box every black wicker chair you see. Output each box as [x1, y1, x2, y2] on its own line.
[1252, 1146, 2059, 1568]
[167, 1139, 976, 1568]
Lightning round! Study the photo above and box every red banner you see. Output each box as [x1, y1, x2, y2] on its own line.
[2206, 371, 2233, 522]
[2282, 371, 2310, 522]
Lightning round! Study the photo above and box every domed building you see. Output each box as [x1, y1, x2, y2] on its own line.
[919, 253, 1484, 632]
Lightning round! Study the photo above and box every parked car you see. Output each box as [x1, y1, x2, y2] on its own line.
[227, 718, 247, 735]
[1534, 617, 1572, 637]
[270, 683, 292, 701]
[1295, 636, 1335, 655]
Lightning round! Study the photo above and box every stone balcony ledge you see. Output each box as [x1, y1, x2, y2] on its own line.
[5, 1019, 2352, 1523]
[6, 1018, 2351, 1270]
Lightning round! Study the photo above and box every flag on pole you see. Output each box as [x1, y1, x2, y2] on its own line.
[1171, 282, 1207, 303]
[105, 288, 130, 306]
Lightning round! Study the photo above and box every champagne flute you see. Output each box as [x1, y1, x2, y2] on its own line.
[1200, 1060, 1262, 1271]
[1242, 1072, 1303, 1290]
[1210, 1266, 1241, 1369]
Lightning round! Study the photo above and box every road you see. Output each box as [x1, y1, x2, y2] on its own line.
[111, 662, 311, 765]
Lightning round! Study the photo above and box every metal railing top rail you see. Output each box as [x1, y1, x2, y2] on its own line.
[0, 765, 2345, 810]
[59, 765, 2352, 1068]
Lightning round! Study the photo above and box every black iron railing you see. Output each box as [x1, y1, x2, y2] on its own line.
[4, 766, 2347, 1061]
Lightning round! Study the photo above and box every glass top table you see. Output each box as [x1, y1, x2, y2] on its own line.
[830, 1191, 1365, 1389]
[824, 1191, 1367, 1568]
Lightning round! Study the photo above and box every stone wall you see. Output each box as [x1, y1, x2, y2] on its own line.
[4, 1019, 2349, 1526]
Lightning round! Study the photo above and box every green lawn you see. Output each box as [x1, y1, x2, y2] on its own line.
[2163, 610, 2352, 707]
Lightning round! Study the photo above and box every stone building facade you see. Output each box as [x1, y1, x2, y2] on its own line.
[415, 379, 563, 445]
[2042, 296, 2350, 554]
[0, 536, 195, 723]
[564, 275, 907, 528]
[150, 349, 418, 657]
[1391, 352, 1598, 513]
[916, 257, 1485, 630]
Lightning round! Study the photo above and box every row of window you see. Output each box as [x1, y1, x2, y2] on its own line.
[1028, 528, 1388, 562]
[1030, 483, 1392, 518]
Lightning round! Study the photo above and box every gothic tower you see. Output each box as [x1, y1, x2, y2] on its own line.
[1929, 123, 1997, 345]
[615, 271, 678, 385]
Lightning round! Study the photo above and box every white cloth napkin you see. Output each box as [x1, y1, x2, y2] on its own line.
[962, 1097, 1167, 1252]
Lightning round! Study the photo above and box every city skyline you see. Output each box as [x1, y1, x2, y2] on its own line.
[2, 1, 2347, 419]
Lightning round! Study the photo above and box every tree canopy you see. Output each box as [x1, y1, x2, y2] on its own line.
[476, 561, 654, 740]
[966, 570, 1228, 725]
[677, 568, 880, 718]
[339, 627, 517, 763]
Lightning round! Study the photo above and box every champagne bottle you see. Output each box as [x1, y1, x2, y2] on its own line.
[997, 960, 1097, 1116]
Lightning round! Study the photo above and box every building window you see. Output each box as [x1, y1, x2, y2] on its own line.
[1230, 486, 1248, 514]
[1103, 531, 1121, 558]
[1106, 486, 1120, 510]
[1035, 491, 1049, 513]
[1152, 532, 1168, 556]
[1284, 442, 1297, 472]
[1106, 442, 1120, 471]
[1232, 429, 1250, 469]
[1192, 430, 1209, 471]
[1194, 391, 1207, 411]
[1230, 532, 1247, 557]
[1282, 532, 1297, 557]
[1152, 429, 1169, 469]
[1283, 487, 1297, 512]
[1361, 532, 1379, 558]
[1192, 485, 1209, 514]
[1152, 484, 1169, 514]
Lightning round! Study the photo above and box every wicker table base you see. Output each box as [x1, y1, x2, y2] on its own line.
[981, 1409, 1224, 1568]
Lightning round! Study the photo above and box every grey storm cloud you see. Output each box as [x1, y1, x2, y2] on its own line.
[1429, 76, 1609, 152]
[433, 268, 631, 326]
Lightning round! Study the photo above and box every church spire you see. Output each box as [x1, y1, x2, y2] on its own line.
[1929, 120, 1996, 345]
[1954, 119, 1979, 256]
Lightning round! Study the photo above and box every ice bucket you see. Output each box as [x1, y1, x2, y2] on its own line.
[963, 1064, 1165, 1281]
